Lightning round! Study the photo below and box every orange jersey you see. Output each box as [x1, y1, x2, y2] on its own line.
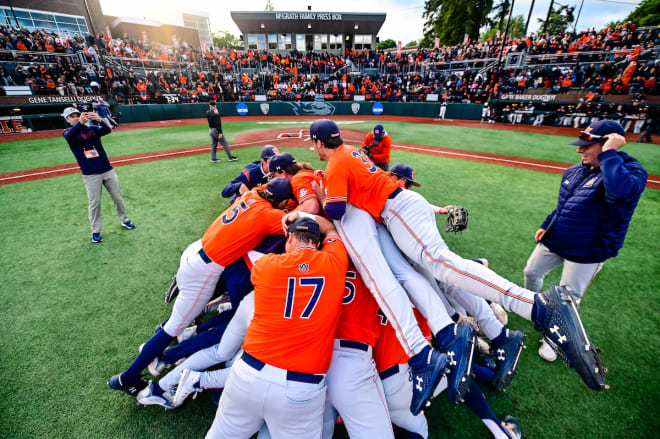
[291, 169, 322, 205]
[334, 264, 380, 347]
[373, 308, 432, 372]
[325, 144, 400, 221]
[201, 191, 285, 266]
[362, 132, 392, 165]
[244, 234, 349, 374]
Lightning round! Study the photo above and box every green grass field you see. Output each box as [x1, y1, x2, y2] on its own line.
[1, 120, 659, 438]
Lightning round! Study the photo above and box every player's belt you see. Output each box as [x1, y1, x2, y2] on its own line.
[198, 248, 212, 264]
[339, 340, 369, 351]
[379, 364, 400, 381]
[241, 351, 324, 384]
[388, 187, 403, 199]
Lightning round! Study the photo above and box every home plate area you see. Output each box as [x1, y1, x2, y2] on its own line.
[236, 128, 368, 149]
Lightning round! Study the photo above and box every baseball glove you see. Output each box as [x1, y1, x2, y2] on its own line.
[445, 205, 469, 233]
[165, 276, 179, 303]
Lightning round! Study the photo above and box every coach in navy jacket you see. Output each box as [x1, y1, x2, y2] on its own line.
[523, 120, 647, 361]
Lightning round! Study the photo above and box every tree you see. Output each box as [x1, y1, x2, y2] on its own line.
[264, 0, 275, 11]
[405, 39, 418, 47]
[625, 0, 660, 26]
[488, 0, 511, 32]
[481, 14, 526, 41]
[421, 0, 494, 46]
[537, 4, 575, 35]
[212, 30, 241, 48]
[376, 38, 397, 50]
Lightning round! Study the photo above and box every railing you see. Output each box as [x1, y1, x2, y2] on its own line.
[0, 49, 93, 66]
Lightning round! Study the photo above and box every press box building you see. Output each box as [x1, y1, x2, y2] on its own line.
[230, 10, 386, 54]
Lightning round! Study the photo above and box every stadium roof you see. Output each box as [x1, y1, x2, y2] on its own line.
[231, 11, 386, 35]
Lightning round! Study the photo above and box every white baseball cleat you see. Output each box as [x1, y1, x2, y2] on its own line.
[177, 325, 197, 344]
[173, 368, 202, 407]
[490, 302, 509, 326]
[538, 339, 557, 362]
[148, 357, 171, 377]
[137, 382, 175, 409]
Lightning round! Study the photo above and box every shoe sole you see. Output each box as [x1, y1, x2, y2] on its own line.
[173, 369, 194, 407]
[449, 332, 476, 404]
[121, 224, 136, 229]
[542, 287, 608, 390]
[492, 333, 526, 392]
[538, 341, 557, 362]
[137, 394, 174, 409]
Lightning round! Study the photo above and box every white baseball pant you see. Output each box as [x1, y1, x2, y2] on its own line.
[163, 239, 225, 337]
[325, 341, 393, 439]
[159, 292, 255, 392]
[206, 356, 327, 439]
[524, 243, 603, 303]
[335, 203, 430, 357]
[375, 222, 454, 334]
[380, 190, 537, 321]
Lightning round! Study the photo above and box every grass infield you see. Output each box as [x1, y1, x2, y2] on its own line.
[1, 120, 658, 438]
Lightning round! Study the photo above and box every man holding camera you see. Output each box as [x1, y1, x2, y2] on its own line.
[523, 120, 647, 361]
[62, 107, 135, 243]
[361, 124, 392, 171]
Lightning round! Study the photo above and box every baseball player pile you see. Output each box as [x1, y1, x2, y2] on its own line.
[106, 120, 619, 439]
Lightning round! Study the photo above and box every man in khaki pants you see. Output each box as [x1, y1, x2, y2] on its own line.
[62, 107, 135, 243]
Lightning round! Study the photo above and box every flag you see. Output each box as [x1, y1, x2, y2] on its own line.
[463, 34, 469, 45]
[142, 31, 148, 43]
[397, 41, 402, 54]
[434, 37, 439, 49]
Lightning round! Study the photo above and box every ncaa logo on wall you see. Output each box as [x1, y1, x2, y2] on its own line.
[351, 103, 360, 114]
[260, 103, 270, 115]
[236, 102, 248, 116]
[372, 102, 384, 115]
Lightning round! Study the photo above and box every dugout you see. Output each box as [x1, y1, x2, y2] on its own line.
[230, 10, 386, 55]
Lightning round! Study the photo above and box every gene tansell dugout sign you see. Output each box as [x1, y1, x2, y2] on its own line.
[0, 95, 102, 106]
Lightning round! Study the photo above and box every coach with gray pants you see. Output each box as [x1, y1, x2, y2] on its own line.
[62, 107, 135, 243]
[206, 101, 237, 163]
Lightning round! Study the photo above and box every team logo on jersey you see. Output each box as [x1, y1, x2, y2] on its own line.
[260, 103, 270, 115]
[327, 238, 336, 243]
[299, 263, 309, 272]
[351, 103, 360, 114]
[583, 177, 598, 187]
[563, 179, 570, 185]
[299, 188, 308, 197]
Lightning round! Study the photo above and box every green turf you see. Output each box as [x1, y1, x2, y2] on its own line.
[1, 122, 659, 439]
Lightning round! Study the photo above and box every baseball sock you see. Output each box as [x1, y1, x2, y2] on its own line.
[531, 294, 546, 326]
[473, 364, 495, 382]
[408, 345, 433, 368]
[152, 381, 165, 397]
[463, 382, 509, 438]
[491, 327, 508, 347]
[162, 314, 231, 364]
[121, 328, 174, 385]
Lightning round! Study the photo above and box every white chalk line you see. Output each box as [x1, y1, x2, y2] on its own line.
[4, 135, 660, 187]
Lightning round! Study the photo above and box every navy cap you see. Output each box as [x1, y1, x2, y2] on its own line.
[390, 163, 420, 187]
[269, 152, 297, 173]
[288, 217, 321, 238]
[310, 119, 341, 142]
[261, 144, 279, 159]
[570, 120, 626, 146]
[265, 177, 293, 204]
[373, 124, 385, 139]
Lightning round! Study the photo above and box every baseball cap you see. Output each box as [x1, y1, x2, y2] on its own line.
[62, 107, 81, 118]
[261, 144, 279, 159]
[570, 120, 625, 146]
[373, 124, 385, 139]
[288, 217, 321, 238]
[310, 119, 341, 142]
[390, 163, 420, 187]
[265, 177, 293, 205]
[269, 152, 296, 173]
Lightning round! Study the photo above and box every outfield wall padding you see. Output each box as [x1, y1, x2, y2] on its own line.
[115, 102, 483, 123]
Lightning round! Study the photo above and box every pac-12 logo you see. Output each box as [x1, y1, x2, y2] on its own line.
[298, 263, 309, 273]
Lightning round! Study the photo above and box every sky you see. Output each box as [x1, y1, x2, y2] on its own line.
[98, 0, 641, 44]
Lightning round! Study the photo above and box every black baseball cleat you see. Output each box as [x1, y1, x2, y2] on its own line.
[490, 329, 526, 392]
[441, 324, 477, 404]
[108, 374, 148, 396]
[409, 346, 449, 415]
[534, 285, 608, 391]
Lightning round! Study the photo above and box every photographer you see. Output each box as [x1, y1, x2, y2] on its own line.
[62, 107, 135, 243]
[361, 124, 392, 171]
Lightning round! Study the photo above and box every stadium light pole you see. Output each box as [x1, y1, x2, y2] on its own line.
[542, 0, 555, 35]
[524, 0, 536, 37]
[493, 0, 515, 98]
[573, 0, 585, 33]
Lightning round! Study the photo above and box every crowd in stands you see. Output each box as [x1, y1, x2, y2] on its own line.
[1, 22, 659, 114]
